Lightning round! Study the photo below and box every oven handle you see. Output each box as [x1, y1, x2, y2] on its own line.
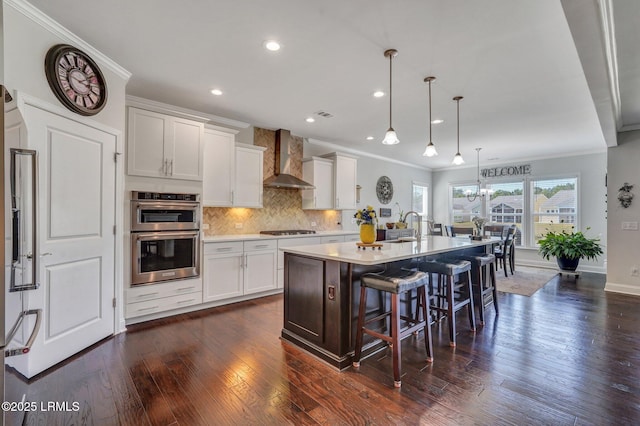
[132, 201, 200, 210]
[133, 231, 200, 240]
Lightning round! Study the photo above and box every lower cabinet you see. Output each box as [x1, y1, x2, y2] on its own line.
[203, 239, 277, 303]
[126, 278, 202, 319]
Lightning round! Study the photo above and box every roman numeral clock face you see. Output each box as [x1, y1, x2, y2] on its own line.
[45, 44, 107, 116]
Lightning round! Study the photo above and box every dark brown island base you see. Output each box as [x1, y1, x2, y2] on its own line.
[280, 236, 499, 369]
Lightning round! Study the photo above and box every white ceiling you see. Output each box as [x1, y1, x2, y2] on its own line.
[26, 0, 623, 169]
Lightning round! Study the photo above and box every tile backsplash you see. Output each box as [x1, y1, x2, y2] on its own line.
[203, 188, 341, 235]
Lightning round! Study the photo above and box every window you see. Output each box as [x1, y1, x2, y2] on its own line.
[411, 182, 428, 216]
[531, 177, 578, 242]
[451, 184, 481, 225]
[449, 176, 579, 248]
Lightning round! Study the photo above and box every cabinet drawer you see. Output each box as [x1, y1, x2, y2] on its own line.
[203, 241, 244, 255]
[344, 234, 360, 242]
[244, 239, 277, 252]
[126, 279, 202, 303]
[126, 292, 203, 318]
[320, 235, 345, 244]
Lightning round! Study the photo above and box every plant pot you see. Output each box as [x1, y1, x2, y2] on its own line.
[359, 223, 376, 244]
[557, 256, 580, 271]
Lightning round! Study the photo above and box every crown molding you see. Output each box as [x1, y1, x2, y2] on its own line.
[126, 95, 250, 128]
[306, 138, 432, 171]
[6, 0, 131, 81]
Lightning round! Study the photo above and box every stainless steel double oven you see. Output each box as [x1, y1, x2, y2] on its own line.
[130, 191, 200, 285]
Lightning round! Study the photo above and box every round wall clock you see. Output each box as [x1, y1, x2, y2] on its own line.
[45, 44, 108, 116]
[376, 176, 394, 204]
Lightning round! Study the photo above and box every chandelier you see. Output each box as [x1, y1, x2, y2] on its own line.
[466, 147, 494, 201]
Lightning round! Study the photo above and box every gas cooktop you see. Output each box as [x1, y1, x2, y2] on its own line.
[260, 230, 317, 236]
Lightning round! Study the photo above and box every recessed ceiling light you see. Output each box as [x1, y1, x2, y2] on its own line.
[431, 119, 444, 124]
[305, 117, 315, 123]
[210, 89, 223, 96]
[366, 136, 374, 140]
[373, 91, 385, 98]
[264, 40, 281, 51]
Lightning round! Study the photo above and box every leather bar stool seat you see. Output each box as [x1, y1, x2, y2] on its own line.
[418, 258, 476, 347]
[440, 253, 498, 325]
[352, 269, 433, 388]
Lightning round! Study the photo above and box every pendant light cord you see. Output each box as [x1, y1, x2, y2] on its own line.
[428, 79, 432, 142]
[389, 53, 393, 127]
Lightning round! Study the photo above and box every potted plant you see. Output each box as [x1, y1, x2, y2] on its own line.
[537, 227, 603, 271]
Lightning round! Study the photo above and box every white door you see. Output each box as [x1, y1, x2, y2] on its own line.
[21, 104, 116, 378]
[202, 252, 244, 302]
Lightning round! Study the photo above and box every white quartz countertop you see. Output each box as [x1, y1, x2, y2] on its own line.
[202, 230, 358, 243]
[280, 236, 501, 266]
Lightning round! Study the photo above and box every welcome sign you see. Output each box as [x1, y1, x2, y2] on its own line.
[481, 164, 531, 178]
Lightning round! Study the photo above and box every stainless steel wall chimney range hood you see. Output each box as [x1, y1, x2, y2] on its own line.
[263, 129, 315, 189]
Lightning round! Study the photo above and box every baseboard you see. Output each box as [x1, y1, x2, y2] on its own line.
[516, 259, 606, 274]
[604, 282, 640, 296]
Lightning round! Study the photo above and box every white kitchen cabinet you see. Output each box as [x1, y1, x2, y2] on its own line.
[202, 241, 244, 303]
[233, 143, 266, 208]
[301, 157, 334, 210]
[243, 240, 277, 294]
[127, 107, 204, 181]
[321, 152, 358, 210]
[320, 235, 345, 244]
[344, 233, 360, 242]
[126, 277, 203, 319]
[202, 127, 236, 206]
[203, 239, 277, 301]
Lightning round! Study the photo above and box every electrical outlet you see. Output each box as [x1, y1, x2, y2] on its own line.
[631, 266, 640, 277]
[311, 221, 317, 227]
[202, 223, 210, 230]
[351, 218, 356, 224]
[622, 221, 638, 230]
[235, 223, 243, 229]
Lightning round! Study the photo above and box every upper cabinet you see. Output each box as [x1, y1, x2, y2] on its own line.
[321, 152, 358, 210]
[127, 107, 204, 181]
[301, 157, 334, 210]
[202, 127, 236, 206]
[234, 144, 265, 208]
[203, 138, 265, 208]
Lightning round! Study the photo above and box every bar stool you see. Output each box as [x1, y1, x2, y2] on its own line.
[352, 269, 433, 388]
[418, 258, 475, 347]
[442, 253, 499, 325]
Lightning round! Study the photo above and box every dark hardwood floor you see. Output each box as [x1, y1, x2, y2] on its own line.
[6, 271, 640, 425]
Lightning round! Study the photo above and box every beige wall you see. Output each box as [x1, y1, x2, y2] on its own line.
[606, 131, 640, 295]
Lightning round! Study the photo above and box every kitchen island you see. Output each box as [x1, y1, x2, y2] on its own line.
[281, 236, 499, 369]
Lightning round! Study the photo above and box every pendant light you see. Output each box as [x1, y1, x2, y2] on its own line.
[382, 49, 399, 145]
[452, 96, 465, 165]
[422, 76, 438, 157]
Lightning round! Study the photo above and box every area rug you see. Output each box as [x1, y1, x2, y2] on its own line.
[495, 266, 558, 296]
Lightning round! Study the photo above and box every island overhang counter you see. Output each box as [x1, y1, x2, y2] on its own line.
[280, 236, 499, 369]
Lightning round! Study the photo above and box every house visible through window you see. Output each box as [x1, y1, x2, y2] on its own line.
[449, 176, 578, 248]
[531, 177, 578, 243]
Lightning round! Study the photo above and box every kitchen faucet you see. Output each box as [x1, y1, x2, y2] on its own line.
[402, 211, 422, 243]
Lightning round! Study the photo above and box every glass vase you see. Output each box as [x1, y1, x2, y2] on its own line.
[359, 223, 376, 244]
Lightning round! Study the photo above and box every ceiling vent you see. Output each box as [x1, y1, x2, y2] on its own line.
[314, 111, 334, 118]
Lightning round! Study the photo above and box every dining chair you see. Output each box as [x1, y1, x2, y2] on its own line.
[494, 225, 517, 276]
[451, 226, 473, 236]
[444, 225, 454, 237]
